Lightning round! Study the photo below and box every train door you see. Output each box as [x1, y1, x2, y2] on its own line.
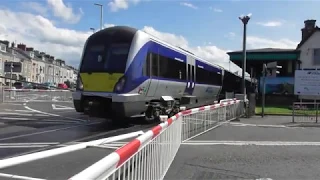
[145, 51, 160, 97]
[184, 56, 196, 95]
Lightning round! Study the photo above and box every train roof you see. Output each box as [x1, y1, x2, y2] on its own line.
[139, 29, 225, 70]
[97, 26, 253, 80]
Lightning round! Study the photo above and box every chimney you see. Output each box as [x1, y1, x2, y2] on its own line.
[26, 47, 34, 51]
[301, 19, 316, 41]
[17, 43, 27, 51]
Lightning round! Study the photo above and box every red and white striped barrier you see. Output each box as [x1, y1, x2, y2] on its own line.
[69, 98, 240, 180]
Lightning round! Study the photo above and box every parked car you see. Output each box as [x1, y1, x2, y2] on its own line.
[38, 82, 55, 90]
[13, 82, 33, 89]
[57, 83, 68, 89]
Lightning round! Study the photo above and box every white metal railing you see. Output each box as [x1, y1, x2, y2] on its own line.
[2, 88, 73, 102]
[69, 99, 244, 180]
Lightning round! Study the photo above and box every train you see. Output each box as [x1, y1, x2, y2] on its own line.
[72, 26, 254, 124]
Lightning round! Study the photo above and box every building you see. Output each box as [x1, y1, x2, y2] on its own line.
[296, 19, 320, 69]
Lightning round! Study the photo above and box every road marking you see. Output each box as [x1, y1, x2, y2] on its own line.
[0, 117, 36, 121]
[24, 103, 87, 122]
[0, 112, 34, 116]
[52, 104, 74, 110]
[0, 142, 60, 145]
[0, 121, 102, 141]
[14, 110, 33, 113]
[0, 142, 60, 148]
[183, 140, 320, 146]
[228, 122, 305, 129]
[0, 172, 45, 180]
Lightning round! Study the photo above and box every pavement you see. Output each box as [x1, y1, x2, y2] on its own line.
[164, 116, 320, 180]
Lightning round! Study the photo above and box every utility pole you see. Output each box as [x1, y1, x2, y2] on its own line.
[239, 14, 251, 99]
[94, 3, 103, 30]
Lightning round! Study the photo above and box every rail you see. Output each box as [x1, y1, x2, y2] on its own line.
[69, 98, 244, 180]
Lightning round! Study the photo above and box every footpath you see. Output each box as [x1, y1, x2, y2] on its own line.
[164, 115, 320, 180]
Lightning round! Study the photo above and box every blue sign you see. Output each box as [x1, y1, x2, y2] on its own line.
[259, 77, 294, 95]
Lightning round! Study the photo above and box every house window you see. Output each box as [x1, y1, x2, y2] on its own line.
[313, 48, 320, 65]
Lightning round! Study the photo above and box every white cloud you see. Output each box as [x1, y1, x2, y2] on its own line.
[47, 0, 83, 24]
[108, 0, 142, 12]
[104, 24, 116, 28]
[21, 2, 48, 16]
[225, 32, 236, 39]
[209, 7, 223, 12]
[0, 8, 91, 67]
[247, 36, 298, 49]
[180, 2, 198, 9]
[256, 21, 282, 27]
[142, 26, 245, 74]
[0, 1, 298, 76]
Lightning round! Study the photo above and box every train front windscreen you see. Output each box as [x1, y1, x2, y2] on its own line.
[78, 27, 136, 92]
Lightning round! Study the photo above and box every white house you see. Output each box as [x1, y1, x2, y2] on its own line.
[297, 19, 320, 69]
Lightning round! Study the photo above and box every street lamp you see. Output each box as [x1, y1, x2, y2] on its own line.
[94, 3, 103, 30]
[239, 13, 251, 99]
[90, 28, 95, 33]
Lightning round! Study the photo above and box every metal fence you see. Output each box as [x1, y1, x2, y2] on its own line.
[292, 102, 320, 123]
[2, 88, 73, 103]
[0, 99, 244, 180]
[69, 99, 244, 180]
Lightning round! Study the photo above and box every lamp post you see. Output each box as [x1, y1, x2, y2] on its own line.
[94, 3, 103, 30]
[239, 14, 251, 99]
[90, 28, 95, 33]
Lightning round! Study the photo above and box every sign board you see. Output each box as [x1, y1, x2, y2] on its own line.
[294, 70, 320, 96]
[4, 62, 22, 73]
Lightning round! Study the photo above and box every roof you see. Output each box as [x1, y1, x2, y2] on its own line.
[296, 28, 320, 49]
[227, 48, 297, 54]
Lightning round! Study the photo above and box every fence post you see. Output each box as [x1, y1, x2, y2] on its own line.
[292, 102, 295, 123]
[316, 103, 318, 123]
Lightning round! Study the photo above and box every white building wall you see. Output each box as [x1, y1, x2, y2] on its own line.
[298, 31, 320, 69]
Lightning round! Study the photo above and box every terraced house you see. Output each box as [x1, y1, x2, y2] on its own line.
[0, 40, 78, 86]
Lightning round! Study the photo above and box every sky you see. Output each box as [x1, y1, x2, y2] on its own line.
[0, 0, 319, 75]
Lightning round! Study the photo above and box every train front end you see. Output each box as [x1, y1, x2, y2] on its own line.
[72, 26, 137, 119]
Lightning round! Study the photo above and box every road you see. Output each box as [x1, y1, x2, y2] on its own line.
[165, 116, 320, 180]
[0, 99, 154, 160]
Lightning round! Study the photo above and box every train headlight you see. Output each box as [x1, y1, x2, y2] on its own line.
[114, 76, 126, 93]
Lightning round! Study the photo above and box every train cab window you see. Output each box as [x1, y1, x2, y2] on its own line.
[103, 43, 130, 73]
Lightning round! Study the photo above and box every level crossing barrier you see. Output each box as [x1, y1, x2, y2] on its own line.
[69, 98, 244, 180]
[1, 88, 73, 103]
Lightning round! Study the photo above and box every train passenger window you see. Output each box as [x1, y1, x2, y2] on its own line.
[159, 54, 186, 80]
[196, 66, 222, 86]
[144, 52, 159, 77]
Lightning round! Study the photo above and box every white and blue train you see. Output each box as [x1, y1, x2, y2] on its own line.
[72, 26, 253, 123]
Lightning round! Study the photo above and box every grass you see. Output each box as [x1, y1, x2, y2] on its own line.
[255, 106, 318, 115]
